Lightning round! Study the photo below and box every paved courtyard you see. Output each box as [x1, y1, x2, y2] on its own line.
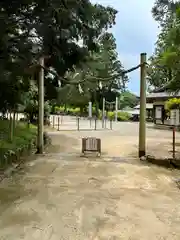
[0, 118, 180, 239]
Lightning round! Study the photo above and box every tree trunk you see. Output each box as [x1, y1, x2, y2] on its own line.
[9, 111, 13, 142]
[13, 111, 16, 132]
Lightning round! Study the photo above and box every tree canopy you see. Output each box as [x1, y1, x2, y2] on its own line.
[1, 0, 128, 114]
[118, 91, 139, 109]
[148, 0, 180, 92]
[57, 32, 128, 110]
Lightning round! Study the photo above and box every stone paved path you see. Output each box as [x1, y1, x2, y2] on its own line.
[0, 126, 180, 239]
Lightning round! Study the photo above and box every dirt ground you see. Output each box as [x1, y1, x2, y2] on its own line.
[0, 122, 180, 239]
[50, 116, 180, 158]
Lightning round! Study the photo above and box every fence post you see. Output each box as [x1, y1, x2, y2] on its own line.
[115, 97, 118, 122]
[13, 111, 16, 131]
[53, 115, 55, 128]
[104, 118, 107, 129]
[94, 117, 97, 130]
[90, 118, 92, 128]
[77, 117, 80, 131]
[58, 116, 60, 131]
[102, 97, 105, 121]
[173, 126, 176, 159]
[110, 119, 112, 130]
[9, 112, 13, 142]
[102, 118, 104, 128]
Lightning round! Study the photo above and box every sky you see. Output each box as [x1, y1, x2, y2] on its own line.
[91, 0, 159, 95]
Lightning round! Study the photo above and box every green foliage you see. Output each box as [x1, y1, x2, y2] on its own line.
[57, 32, 128, 108]
[117, 112, 131, 121]
[149, 0, 180, 91]
[21, 82, 51, 122]
[0, 0, 119, 113]
[166, 98, 180, 110]
[0, 120, 37, 169]
[54, 106, 63, 113]
[119, 91, 139, 109]
[54, 106, 83, 115]
[67, 108, 81, 115]
[107, 111, 131, 121]
[107, 111, 114, 120]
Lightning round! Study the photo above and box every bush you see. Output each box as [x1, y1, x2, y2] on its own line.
[68, 107, 80, 115]
[54, 106, 82, 116]
[106, 111, 130, 121]
[54, 106, 65, 113]
[166, 98, 180, 110]
[117, 111, 131, 121]
[0, 120, 37, 170]
[107, 111, 115, 120]
[92, 106, 96, 115]
[54, 106, 60, 113]
[24, 100, 51, 123]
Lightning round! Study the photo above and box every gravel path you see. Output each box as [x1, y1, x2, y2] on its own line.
[0, 123, 180, 239]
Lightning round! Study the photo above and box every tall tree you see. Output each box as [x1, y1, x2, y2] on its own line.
[148, 0, 180, 91]
[0, 0, 118, 111]
[57, 32, 128, 113]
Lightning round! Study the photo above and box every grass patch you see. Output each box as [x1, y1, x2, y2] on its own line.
[0, 120, 37, 169]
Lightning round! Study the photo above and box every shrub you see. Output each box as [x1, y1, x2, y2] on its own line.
[24, 100, 51, 123]
[107, 111, 115, 120]
[117, 111, 131, 121]
[0, 120, 37, 169]
[106, 111, 130, 121]
[98, 110, 103, 119]
[54, 106, 60, 113]
[166, 98, 180, 110]
[68, 107, 80, 115]
[92, 106, 96, 115]
[54, 106, 65, 114]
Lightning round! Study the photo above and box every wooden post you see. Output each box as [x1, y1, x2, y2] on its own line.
[102, 97, 105, 128]
[37, 56, 44, 154]
[58, 116, 60, 131]
[105, 118, 107, 129]
[110, 119, 112, 130]
[139, 53, 147, 158]
[77, 117, 80, 131]
[173, 126, 176, 159]
[94, 117, 97, 130]
[13, 111, 16, 133]
[115, 97, 118, 122]
[53, 115, 55, 128]
[9, 112, 13, 142]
